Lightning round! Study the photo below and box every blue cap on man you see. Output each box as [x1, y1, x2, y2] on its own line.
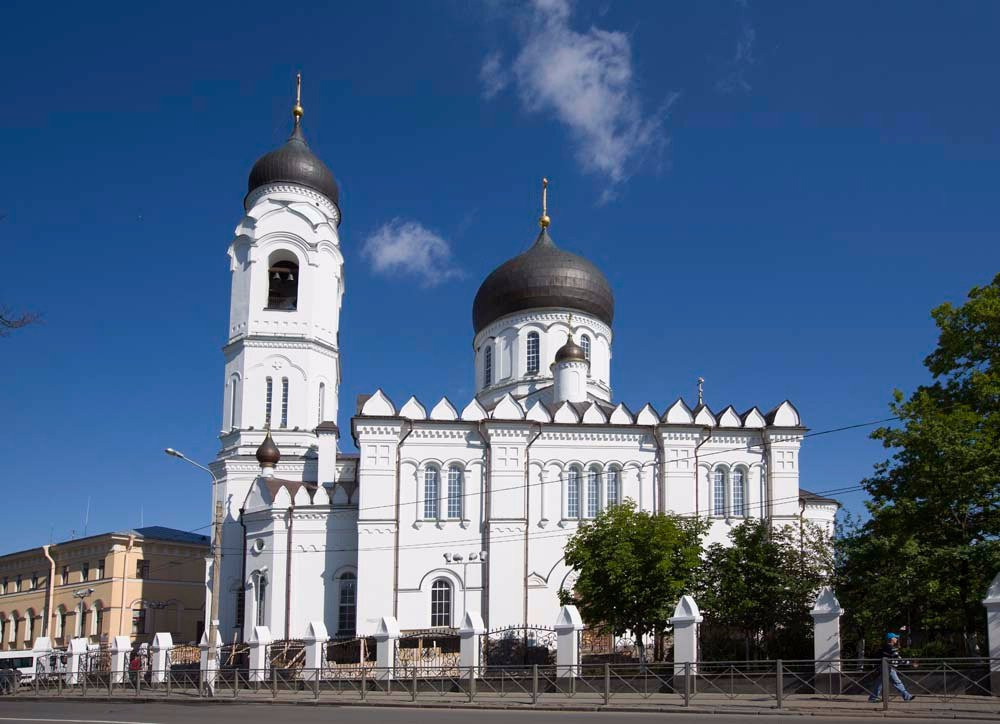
[886, 632, 899, 640]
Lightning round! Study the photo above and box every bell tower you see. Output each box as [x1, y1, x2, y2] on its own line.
[211, 76, 344, 640]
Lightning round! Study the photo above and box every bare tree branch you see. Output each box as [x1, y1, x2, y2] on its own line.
[0, 306, 40, 337]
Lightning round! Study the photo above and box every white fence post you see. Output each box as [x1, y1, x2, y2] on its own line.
[459, 611, 485, 674]
[554, 605, 583, 678]
[150, 632, 173, 685]
[374, 616, 400, 680]
[670, 595, 702, 677]
[67, 637, 88, 685]
[810, 587, 843, 694]
[248, 625, 272, 683]
[110, 635, 130, 684]
[199, 628, 222, 690]
[32, 637, 53, 678]
[304, 621, 329, 682]
[983, 572, 1000, 695]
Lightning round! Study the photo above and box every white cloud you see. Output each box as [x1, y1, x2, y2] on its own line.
[483, 0, 669, 191]
[361, 219, 462, 287]
[716, 5, 756, 94]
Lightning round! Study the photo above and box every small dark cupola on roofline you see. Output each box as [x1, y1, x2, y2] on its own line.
[256, 429, 281, 476]
[246, 74, 340, 213]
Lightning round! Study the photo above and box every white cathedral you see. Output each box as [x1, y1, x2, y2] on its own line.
[207, 89, 838, 643]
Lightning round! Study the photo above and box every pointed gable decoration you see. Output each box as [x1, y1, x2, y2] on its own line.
[693, 405, 717, 427]
[553, 401, 581, 423]
[609, 402, 634, 425]
[741, 407, 766, 429]
[399, 396, 427, 420]
[492, 393, 525, 420]
[525, 400, 552, 423]
[635, 403, 659, 426]
[765, 400, 802, 427]
[460, 398, 487, 421]
[360, 389, 396, 417]
[717, 405, 742, 428]
[662, 397, 694, 424]
[582, 402, 608, 424]
[429, 397, 458, 421]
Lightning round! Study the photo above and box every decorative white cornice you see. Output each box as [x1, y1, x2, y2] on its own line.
[474, 309, 613, 345]
[245, 183, 341, 224]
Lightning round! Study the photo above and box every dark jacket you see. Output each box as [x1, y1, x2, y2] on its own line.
[878, 643, 906, 667]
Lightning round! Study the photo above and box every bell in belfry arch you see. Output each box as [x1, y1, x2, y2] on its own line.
[272, 271, 281, 280]
[287, 272, 294, 281]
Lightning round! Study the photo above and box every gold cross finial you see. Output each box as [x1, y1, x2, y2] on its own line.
[292, 73, 304, 120]
[539, 177, 551, 229]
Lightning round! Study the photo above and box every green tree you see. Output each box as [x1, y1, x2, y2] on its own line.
[560, 501, 708, 661]
[836, 273, 1000, 655]
[699, 518, 832, 660]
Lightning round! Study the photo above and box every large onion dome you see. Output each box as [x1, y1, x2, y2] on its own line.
[472, 227, 614, 334]
[246, 79, 338, 208]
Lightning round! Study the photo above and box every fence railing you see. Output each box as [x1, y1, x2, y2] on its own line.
[6, 658, 998, 709]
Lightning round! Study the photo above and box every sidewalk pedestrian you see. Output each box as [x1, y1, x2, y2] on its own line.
[869, 632, 915, 702]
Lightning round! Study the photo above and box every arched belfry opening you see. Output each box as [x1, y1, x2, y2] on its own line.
[267, 253, 299, 310]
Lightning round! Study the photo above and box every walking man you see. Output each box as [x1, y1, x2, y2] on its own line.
[869, 632, 915, 702]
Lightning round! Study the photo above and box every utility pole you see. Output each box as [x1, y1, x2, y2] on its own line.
[209, 499, 223, 667]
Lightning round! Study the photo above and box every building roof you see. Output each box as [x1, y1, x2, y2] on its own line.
[472, 228, 614, 334]
[799, 489, 841, 507]
[0, 526, 209, 559]
[246, 118, 339, 208]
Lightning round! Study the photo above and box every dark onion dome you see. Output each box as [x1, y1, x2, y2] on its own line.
[554, 336, 588, 364]
[246, 117, 339, 208]
[472, 228, 614, 334]
[255, 430, 281, 467]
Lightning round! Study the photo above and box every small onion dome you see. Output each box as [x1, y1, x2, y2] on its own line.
[246, 118, 339, 209]
[472, 229, 614, 334]
[554, 336, 588, 364]
[255, 430, 281, 467]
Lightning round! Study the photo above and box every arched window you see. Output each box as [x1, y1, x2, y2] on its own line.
[280, 377, 289, 428]
[586, 466, 601, 518]
[430, 579, 452, 627]
[256, 577, 267, 627]
[447, 465, 463, 520]
[483, 345, 493, 389]
[25, 612, 33, 644]
[337, 572, 356, 636]
[57, 607, 66, 639]
[526, 331, 540, 374]
[267, 259, 298, 310]
[95, 607, 104, 637]
[713, 469, 727, 517]
[567, 467, 581, 519]
[265, 377, 273, 427]
[607, 467, 620, 508]
[731, 469, 746, 518]
[317, 382, 326, 423]
[423, 467, 440, 520]
[229, 374, 239, 430]
[580, 335, 591, 361]
[74, 603, 84, 638]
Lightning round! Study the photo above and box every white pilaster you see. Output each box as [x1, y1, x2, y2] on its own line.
[554, 605, 583, 678]
[150, 632, 173, 684]
[670, 595, 702, 675]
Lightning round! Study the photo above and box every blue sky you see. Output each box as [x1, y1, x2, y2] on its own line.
[1, 0, 998, 554]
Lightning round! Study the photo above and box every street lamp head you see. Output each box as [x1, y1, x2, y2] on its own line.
[164, 448, 184, 458]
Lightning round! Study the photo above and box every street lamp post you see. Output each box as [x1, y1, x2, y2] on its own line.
[164, 448, 223, 675]
[444, 550, 487, 621]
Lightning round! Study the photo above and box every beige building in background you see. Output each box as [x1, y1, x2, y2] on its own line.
[0, 527, 209, 651]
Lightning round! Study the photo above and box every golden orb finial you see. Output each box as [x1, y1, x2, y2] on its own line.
[292, 73, 304, 119]
[539, 177, 550, 228]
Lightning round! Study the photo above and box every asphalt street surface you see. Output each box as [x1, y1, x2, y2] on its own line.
[0, 701, 965, 724]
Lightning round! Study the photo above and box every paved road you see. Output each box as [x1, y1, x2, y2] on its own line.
[0, 700, 965, 724]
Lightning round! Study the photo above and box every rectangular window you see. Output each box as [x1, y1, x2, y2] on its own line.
[713, 470, 726, 517]
[731, 470, 745, 517]
[61, 567, 68, 585]
[136, 560, 150, 580]
[95, 608, 104, 636]
[97, 559, 105, 580]
[280, 377, 289, 428]
[15, 575, 21, 592]
[586, 470, 600, 518]
[31, 573, 38, 590]
[567, 469, 580, 519]
[81, 562, 90, 582]
[483, 346, 493, 389]
[526, 332, 540, 374]
[131, 608, 146, 636]
[607, 469, 620, 508]
[265, 377, 273, 427]
[447, 467, 462, 520]
[423, 468, 439, 520]
[337, 577, 357, 635]
[235, 589, 245, 628]
[1, 576, 6, 594]
[430, 581, 451, 627]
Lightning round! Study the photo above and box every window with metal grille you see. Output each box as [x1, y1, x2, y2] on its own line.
[265, 377, 273, 427]
[430, 579, 452, 627]
[567, 467, 581, 518]
[447, 465, 463, 519]
[483, 345, 492, 388]
[280, 377, 289, 428]
[731, 469, 746, 517]
[713, 469, 727, 516]
[235, 589, 245, 628]
[337, 573, 357, 635]
[607, 467, 620, 508]
[586, 467, 601, 518]
[526, 332, 540, 374]
[424, 467, 440, 519]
